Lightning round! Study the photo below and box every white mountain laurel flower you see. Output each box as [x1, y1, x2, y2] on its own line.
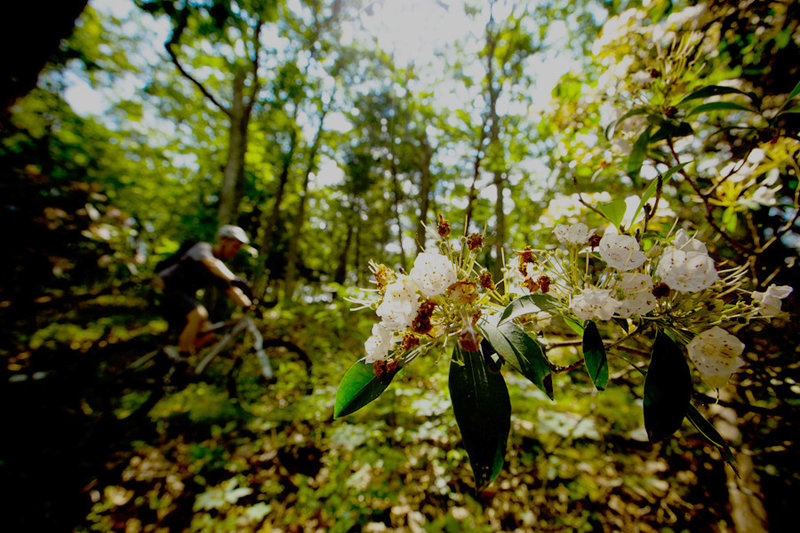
[570, 287, 621, 321]
[364, 322, 394, 363]
[376, 276, 420, 330]
[614, 273, 657, 318]
[672, 229, 708, 254]
[751, 284, 793, 317]
[409, 251, 458, 298]
[598, 233, 647, 271]
[687, 326, 745, 389]
[554, 222, 594, 245]
[655, 230, 718, 292]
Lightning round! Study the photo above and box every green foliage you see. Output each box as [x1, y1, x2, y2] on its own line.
[449, 346, 511, 489]
[582, 321, 609, 391]
[643, 332, 692, 442]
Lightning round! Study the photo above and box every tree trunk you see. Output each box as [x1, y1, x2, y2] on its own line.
[414, 134, 434, 253]
[253, 123, 298, 296]
[283, 105, 329, 297]
[713, 393, 770, 532]
[334, 219, 354, 284]
[217, 71, 249, 225]
[1, 1, 89, 114]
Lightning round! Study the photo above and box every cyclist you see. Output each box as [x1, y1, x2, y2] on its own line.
[157, 225, 253, 358]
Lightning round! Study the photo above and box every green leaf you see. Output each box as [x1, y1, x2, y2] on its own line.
[605, 107, 649, 140]
[779, 105, 800, 115]
[686, 404, 737, 473]
[626, 125, 653, 184]
[630, 162, 688, 226]
[688, 102, 758, 116]
[643, 332, 693, 442]
[333, 360, 396, 418]
[498, 294, 558, 324]
[449, 346, 511, 489]
[478, 321, 553, 398]
[598, 198, 628, 229]
[722, 206, 739, 233]
[582, 321, 608, 391]
[679, 85, 756, 104]
[563, 315, 584, 336]
[650, 121, 693, 143]
[788, 80, 800, 101]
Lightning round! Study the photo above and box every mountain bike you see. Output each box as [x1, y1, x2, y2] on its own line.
[130, 311, 312, 415]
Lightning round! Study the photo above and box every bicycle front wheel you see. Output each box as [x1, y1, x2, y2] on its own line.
[231, 339, 312, 415]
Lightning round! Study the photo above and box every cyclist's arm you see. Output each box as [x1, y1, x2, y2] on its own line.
[199, 256, 252, 307]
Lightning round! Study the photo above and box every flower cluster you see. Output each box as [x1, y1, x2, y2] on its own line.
[353, 217, 792, 392]
[501, 222, 793, 389]
[358, 230, 495, 371]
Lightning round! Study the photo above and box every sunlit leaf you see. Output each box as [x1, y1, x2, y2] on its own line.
[679, 85, 758, 105]
[582, 321, 608, 391]
[334, 360, 396, 418]
[598, 198, 628, 229]
[630, 162, 688, 226]
[788, 80, 800, 101]
[449, 346, 511, 489]
[605, 107, 649, 139]
[498, 293, 558, 324]
[627, 125, 653, 184]
[688, 102, 757, 116]
[479, 320, 553, 398]
[643, 331, 692, 442]
[686, 404, 738, 474]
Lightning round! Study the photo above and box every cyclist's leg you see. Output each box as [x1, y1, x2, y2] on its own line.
[179, 305, 209, 353]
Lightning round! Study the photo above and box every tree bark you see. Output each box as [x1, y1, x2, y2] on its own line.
[713, 392, 770, 532]
[1, 1, 89, 115]
[217, 71, 249, 224]
[414, 134, 434, 253]
[283, 103, 329, 297]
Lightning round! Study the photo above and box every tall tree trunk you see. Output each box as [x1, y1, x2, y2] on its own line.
[713, 393, 770, 532]
[390, 156, 407, 270]
[334, 218, 354, 284]
[254, 122, 298, 296]
[217, 71, 249, 225]
[1, 1, 89, 114]
[464, 121, 488, 234]
[414, 134, 434, 252]
[283, 104, 329, 297]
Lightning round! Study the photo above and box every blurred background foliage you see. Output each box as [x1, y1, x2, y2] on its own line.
[1, 0, 798, 531]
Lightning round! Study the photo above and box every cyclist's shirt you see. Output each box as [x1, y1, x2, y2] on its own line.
[159, 242, 231, 329]
[158, 242, 228, 295]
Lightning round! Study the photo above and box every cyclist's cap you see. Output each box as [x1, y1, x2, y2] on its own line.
[217, 224, 250, 244]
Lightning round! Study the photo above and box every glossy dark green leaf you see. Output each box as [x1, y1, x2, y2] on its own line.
[679, 85, 757, 104]
[449, 346, 511, 489]
[650, 121, 693, 142]
[626, 124, 653, 184]
[787, 80, 800, 101]
[686, 404, 737, 474]
[479, 321, 553, 398]
[688, 102, 757, 116]
[582, 321, 608, 391]
[498, 293, 558, 324]
[643, 332, 692, 442]
[334, 360, 396, 418]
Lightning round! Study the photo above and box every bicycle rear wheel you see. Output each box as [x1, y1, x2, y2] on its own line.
[231, 339, 312, 414]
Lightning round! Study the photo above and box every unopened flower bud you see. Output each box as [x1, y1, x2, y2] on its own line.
[437, 213, 451, 238]
[466, 233, 484, 250]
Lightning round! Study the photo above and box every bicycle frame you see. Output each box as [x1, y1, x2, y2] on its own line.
[195, 316, 274, 380]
